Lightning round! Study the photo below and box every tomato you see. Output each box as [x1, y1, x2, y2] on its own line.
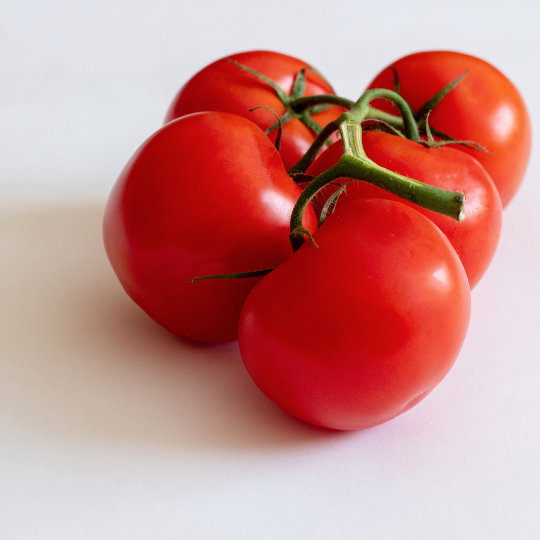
[365, 51, 531, 208]
[164, 50, 345, 170]
[305, 131, 502, 289]
[103, 111, 317, 343]
[239, 199, 471, 431]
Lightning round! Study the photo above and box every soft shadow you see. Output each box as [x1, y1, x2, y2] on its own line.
[0, 202, 354, 451]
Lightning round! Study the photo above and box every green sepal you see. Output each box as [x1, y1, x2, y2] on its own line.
[300, 111, 334, 147]
[265, 111, 292, 135]
[424, 111, 437, 146]
[290, 226, 319, 248]
[304, 66, 336, 93]
[318, 180, 353, 227]
[290, 69, 307, 100]
[250, 106, 283, 152]
[228, 60, 337, 147]
[418, 111, 491, 154]
[362, 118, 407, 139]
[187, 267, 276, 283]
[299, 111, 323, 135]
[389, 66, 400, 94]
[415, 71, 468, 121]
[226, 58, 290, 105]
[424, 125, 491, 154]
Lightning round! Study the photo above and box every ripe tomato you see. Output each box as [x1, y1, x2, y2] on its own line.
[366, 51, 531, 207]
[305, 131, 503, 289]
[164, 50, 345, 170]
[239, 199, 471, 431]
[103, 111, 317, 343]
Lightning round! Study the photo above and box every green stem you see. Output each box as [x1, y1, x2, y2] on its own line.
[290, 94, 404, 130]
[366, 107, 404, 127]
[415, 71, 468, 121]
[288, 120, 341, 175]
[290, 165, 342, 250]
[350, 89, 419, 142]
[290, 94, 355, 112]
[188, 267, 275, 283]
[288, 88, 420, 176]
[289, 146, 465, 251]
[288, 88, 467, 252]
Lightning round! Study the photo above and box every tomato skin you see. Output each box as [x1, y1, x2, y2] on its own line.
[366, 51, 531, 207]
[165, 50, 344, 170]
[239, 199, 471, 431]
[305, 131, 502, 289]
[103, 111, 317, 343]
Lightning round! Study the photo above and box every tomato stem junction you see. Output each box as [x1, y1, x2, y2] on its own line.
[288, 88, 466, 251]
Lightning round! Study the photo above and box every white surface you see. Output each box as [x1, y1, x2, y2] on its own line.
[1, 1, 540, 538]
[2, 0, 540, 204]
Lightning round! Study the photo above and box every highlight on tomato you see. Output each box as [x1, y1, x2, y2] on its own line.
[164, 50, 345, 170]
[103, 111, 317, 343]
[365, 50, 531, 207]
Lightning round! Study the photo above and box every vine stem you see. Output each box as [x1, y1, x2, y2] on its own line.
[289, 94, 405, 127]
[288, 88, 466, 252]
[289, 136, 465, 251]
[288, 88, 418, 176]
[290, 95, 355, 111]
[288, 120, 340, 175]
[349, 89, 420, 142]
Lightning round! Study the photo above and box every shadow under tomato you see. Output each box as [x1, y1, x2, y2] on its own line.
[0, 202, 354, 452]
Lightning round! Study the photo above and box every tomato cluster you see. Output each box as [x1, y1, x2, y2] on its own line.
[104, 50, 530, 431]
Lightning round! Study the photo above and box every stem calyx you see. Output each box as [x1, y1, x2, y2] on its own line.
[227, 58, 342, 141]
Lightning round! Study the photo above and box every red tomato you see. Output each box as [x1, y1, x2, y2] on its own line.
[366, 51, 531, 207]
[103, 111, 317, 343]
[165, 50, 344, 170]
[239, 199, 471, 431]
[305, 132, 502, 289]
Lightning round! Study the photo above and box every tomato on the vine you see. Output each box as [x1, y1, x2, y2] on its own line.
[366, 50, 531, 207]
[103, 111, 317, 343]
[165, 50, 345, 170]
[305, 131, 503, 289]
[239, 199, 471, 431]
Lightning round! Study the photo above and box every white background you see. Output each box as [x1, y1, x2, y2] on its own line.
[1, 1, 540, 538]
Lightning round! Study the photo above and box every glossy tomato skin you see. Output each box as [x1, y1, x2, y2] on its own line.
[165, 50, 345, 170]
[366, 51, 531, 207]
[239, 199, 471, 431]
[103, 111, 317, 343]
[306, 132, 503, 289]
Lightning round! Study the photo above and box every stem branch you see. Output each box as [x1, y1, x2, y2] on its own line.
[289, 152, 465, 251]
